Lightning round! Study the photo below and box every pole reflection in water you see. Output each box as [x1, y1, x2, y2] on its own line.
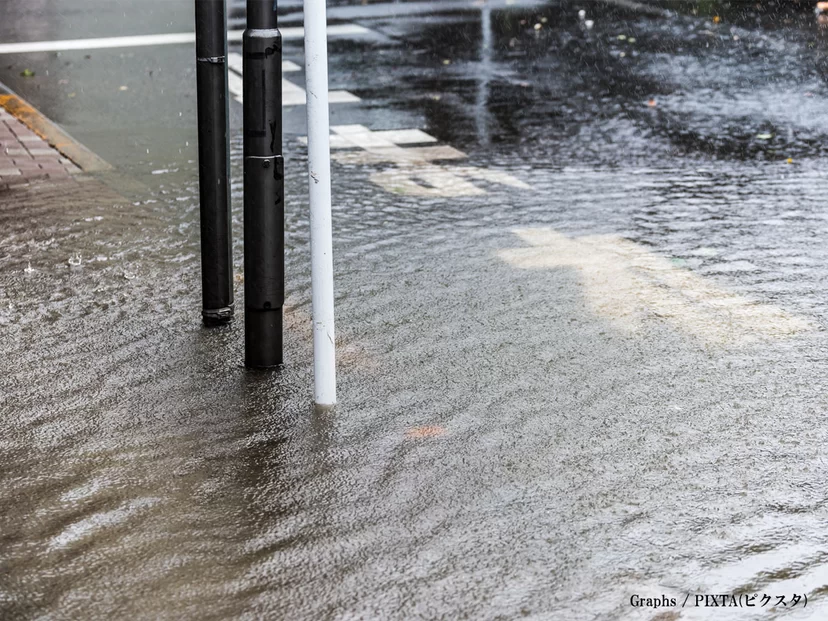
[475, 4, 492, 146]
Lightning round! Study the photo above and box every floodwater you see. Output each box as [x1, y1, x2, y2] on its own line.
[3, 1, 828, 619]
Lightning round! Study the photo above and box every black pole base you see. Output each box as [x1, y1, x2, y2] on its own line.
[195, 0, 234, 323]
[202, 303, 235, 326]
[245, 307, 283, 367]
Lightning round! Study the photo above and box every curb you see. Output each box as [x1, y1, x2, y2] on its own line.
[0, 82, 112, 173]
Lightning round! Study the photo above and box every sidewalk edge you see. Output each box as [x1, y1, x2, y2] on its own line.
[0, 82, 112, 173]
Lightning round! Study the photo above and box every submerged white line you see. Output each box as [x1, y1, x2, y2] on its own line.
[226, 52, 360, 107]
[0, 24, 371, 55]
[227, 53, 301, 76]
[298, 125, 530, 196]
[227, 71, 244, 103]
[498, 228, 810, 344]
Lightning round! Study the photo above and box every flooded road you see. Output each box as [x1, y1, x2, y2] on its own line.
[3, 1, 828, 619]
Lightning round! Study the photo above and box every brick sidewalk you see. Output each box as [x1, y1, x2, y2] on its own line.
[0, 107, 81, 190]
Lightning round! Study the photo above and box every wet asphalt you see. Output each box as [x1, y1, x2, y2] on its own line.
[3, 1, 828, 619]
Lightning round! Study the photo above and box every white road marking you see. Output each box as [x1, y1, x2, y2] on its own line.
[370, 129, 438, 145]
[498, 228, 810, 344]
[227, 53, 300, 76]
[328, 124, 465, 163]
[332, 144, 468, 164]
[371, 165, 531, 196]
[281, 79, 309, 106]
[227, 52, 243, 76]
[227, 70, 244, 103]
[0, 24, 372, 55]
[298, 125, 530, 196]
[226, 53, 360, 106]
[298, 128, 437, 148]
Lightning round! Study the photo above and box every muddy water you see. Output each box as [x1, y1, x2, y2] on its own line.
[4, 1, 828, 619]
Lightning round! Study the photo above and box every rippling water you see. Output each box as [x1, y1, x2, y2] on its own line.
[3, 1, 828, 619]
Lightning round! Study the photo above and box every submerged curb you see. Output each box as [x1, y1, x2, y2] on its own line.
[0, 82, 112, 173]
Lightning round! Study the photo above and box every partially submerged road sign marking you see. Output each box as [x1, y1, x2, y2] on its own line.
[498, 228, 811, 345]
[226, 52, 360, 107]
[299, 124, 531, 196]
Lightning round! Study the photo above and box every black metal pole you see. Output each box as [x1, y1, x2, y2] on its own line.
[195, 0, 234, 325]
[243, 0, 284, 367]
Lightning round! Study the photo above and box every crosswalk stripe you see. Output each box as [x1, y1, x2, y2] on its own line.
[226, 52, 360, 107]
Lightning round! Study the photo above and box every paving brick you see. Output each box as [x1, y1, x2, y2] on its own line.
[20, 170, 48, 181]
[5, 175, 29, 186]
[24, 141, 51, 150]
[16, 168, 43, 176]
[9, 124, 37, 138]
[28, 148, 59, 156]
[0, 110, 85, 185]
[34, 157, 62, 165]
[38, 158, 66, 167]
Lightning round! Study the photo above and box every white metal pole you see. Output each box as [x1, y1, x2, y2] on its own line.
[303, 0, 337, 406]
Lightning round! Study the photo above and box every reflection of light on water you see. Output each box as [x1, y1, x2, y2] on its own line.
[475, 4, 492, 146]
[49, 497, 159, 549]
[498, 228, 811, 345]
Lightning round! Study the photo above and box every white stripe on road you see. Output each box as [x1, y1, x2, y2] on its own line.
[298, 125, 531, 196]
[498, 228, 811, 344]
[0, 24, 372, 55]
[227, 53, 300, 75]
[298, 128, 438, 148]
[369, 164, 531, 196]
[226, 52, 360, 107]
[227, 70, 244, 103]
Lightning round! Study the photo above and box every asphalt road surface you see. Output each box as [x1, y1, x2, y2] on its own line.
[3, 1, 828, 619]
